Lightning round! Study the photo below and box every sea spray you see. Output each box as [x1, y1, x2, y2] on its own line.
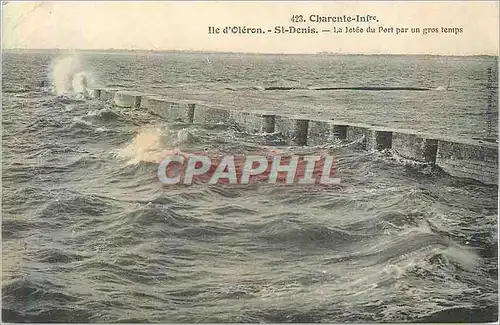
[117, 127, 167, 165]
[72, 71, 89, 94]
[117, 126, 198, 165]
[175, 129, 199, 146]
[50, 54, 96, 97]
[50, 55, 81, 95]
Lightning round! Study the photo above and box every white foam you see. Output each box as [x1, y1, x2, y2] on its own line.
[49, 54, 96, 98]
[175, 129, 197, 146]
[117, 127, 171, 165]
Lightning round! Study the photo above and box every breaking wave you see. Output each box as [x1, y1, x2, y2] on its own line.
[50, 54, 96, 98]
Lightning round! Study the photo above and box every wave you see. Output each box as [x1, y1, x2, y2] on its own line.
[264, 85, 310, 90]
[311, 86, 431, 91]
[252, 218, 371, 247]
[35, 193, 112, 220]
[224, 85, 265, 91]
[2, 279, 92, 322]
[63, 116, 114, 136]
[435, 85, 449, 91]
[223, 83, 434, 92]
[85, 108, 120, 122]
[415, 305, 497, 323]
[49, 54, 96, 99]
[36, 249, 87, 264]
[116, 127, 170, 165]
[3, 86, 35, 93]
[116, 126, 199, 165]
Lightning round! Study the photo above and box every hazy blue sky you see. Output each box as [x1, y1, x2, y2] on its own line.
[2, 1, 498, 55]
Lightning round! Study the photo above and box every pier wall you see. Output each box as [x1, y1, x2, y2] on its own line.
[435, 139, 498, 185]
[114, 91, 143, 108]
[191, 105, 278, 134]
[274, 115, 309, 146]
[91, 89, 498, 186]
[140, 95, 194, 122]
[100, 88, 120, 102]
[308, 119, 336, 146]
[392, 131, 439, 163]
[345, 123, 372, 148]
[228, 110, 275, 134]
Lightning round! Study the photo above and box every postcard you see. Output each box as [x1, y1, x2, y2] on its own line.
[2, 1, 498, 323]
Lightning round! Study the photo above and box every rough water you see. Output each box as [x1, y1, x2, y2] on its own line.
[2, 51, 498, 323]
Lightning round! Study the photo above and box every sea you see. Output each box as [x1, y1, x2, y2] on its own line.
[1, 50, 499, 323]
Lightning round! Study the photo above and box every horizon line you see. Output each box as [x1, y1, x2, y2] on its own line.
[3, 48, 499, 57]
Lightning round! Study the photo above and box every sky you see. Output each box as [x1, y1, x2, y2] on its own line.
[2, 1, 499, 55]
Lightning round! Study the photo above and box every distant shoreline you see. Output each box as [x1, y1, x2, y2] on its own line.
[2, 48, 498, 58]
